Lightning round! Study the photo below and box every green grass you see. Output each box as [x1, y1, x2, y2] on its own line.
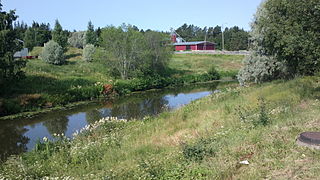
[170, 54, 244, 77]
[2, 76, 320, 179]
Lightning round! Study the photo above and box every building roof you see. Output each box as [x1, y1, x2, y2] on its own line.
[14, 48, 28, 58]
[173, 41, 216, 46]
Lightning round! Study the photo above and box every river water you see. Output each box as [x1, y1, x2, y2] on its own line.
[0, 83, 220, 161]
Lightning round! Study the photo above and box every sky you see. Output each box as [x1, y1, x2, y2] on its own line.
[3, 0, 263, 32]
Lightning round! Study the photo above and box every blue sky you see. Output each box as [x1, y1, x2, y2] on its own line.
[3, 0, 262, 31]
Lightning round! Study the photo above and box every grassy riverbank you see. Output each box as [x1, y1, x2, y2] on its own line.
[1, 76, 320, 179]
[0, 49, 243, 118]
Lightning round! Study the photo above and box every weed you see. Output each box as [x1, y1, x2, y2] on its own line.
[182, 138, 216, 162]
[256, 97, 270, 126]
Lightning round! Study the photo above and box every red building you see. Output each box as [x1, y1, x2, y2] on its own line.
[173, 41, 215, 51]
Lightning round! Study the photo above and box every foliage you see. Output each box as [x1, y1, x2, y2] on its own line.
[144, 31, 172, 75]
[68, 31, 85, 49]
[41, 40, 65, 65]
[99, 24, 172, 79]
[13, 21, 28, 40]
[175, 23, 249, 50]
[207, 66, 221, 80]
[237, 51, 287, 85]
[113, 72, 220, 95]
[182, 138, 216, 161]
[223, 26, 249, 51]
[52, 19, 68, 52]
[0, 2, 26, 86]
[82, 44, 95, 62]
[256, 97, 269, 126]
[23, 22, 51, 51]
[85, 21, 97, 46]
[251, 0, 320, 76]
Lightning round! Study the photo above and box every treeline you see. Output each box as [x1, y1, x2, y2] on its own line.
[175, 23, 249, 51]
[238, 0, 320, 84]
[13, 20, 101, 52]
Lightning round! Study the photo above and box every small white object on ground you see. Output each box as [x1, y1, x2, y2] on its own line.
[239, 160, 249, 165]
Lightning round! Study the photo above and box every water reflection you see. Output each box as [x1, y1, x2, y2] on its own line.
[0, 122, 29, 161]
[43, 116, 68, 135]
[0, 83, 221, 161]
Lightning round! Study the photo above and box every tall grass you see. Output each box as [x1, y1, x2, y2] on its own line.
[2, 76, 320, 179]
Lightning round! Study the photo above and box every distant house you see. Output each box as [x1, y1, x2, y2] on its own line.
[173, 41, 216, 51]
[13, 48, 28, 58]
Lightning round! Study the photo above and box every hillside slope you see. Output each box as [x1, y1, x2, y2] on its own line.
[1, 76, 320, 179]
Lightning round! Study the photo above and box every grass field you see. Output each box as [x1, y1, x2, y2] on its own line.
[1, 76, 320, 179]
[170, 54, 244, 76]
[0, 48, 244, 118]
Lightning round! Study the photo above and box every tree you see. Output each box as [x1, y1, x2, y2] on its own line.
[23, 22, 51, 51]
[68, 31, 85, 48]
[0, 1, 26, 85]
[99, 25, 146, 79]
[175, 23, 249, 50]
[251, 0, 320, 76]
[99, 25, 172, 79]
[144, 31, 172, 75]
[52, 19, 68, 52]
[41, 40, 65, 65]
[85, 20, 97, 46]
[224, 26, 249, 51]
[23, 28, 36, 51]
[14, 21, 28, 40]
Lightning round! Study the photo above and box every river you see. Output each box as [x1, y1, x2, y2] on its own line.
[0, 83, 221, 161]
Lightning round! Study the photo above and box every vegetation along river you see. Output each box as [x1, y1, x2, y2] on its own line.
[0, 83, 222, 161]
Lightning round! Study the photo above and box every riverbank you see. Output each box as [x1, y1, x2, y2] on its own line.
[0, 49, 244, 118]
[1, 76, 320, 179]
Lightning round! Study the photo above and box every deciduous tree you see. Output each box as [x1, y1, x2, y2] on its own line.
[0, 1, 26, 86]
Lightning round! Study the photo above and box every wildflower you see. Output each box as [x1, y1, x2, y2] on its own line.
[43, 137, 48, 142]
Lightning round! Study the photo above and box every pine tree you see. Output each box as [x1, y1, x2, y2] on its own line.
[85, 20, 97, 46]
[52, 19, 68, 52]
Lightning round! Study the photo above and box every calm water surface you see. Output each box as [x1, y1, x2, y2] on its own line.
[0, 83, 220, 161]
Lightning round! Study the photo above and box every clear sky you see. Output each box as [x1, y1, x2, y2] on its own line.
[3, 0, 263, 31]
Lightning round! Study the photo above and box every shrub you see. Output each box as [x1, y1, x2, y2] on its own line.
[68, 31, 85, 49]
[41, 40, 65, 65]
[237, 52, 287, 85]
[207, 66, 221, 80]
[182, 138, 216, 162]
[82, 44, 95, 62]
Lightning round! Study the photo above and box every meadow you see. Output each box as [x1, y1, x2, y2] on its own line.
[0, 48, 244, 118]
[1, 76, 320, 179]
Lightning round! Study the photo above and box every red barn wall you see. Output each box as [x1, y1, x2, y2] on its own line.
[175, 45, 186, 51]
[175, 44, 215, 51]
[191, 45, 197, 50]
[197, 44, 215, 50]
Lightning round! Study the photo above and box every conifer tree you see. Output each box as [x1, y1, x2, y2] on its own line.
[52, 19, 68, 52]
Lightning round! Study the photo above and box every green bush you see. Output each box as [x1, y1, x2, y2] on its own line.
[41, 40, 65, 65]
[207, 66, 221, 80]
[1, 99, 22, 116]
[182, 138, 216, 162]
[82, 44, 95, 62]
